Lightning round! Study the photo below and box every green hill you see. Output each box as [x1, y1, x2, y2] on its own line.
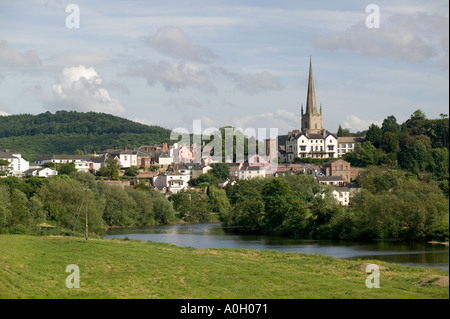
[0, 111, 172, 160]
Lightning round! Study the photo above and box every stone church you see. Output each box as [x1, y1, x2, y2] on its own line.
[278, 58, 362, 163]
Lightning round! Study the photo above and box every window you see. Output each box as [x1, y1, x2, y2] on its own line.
[124, 155, 128, 161]
[300, 146, 306, 151]
[339, 165, 343, 170]
[328, 145, 334, 151]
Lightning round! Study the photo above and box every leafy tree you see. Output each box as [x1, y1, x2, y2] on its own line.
[381, 115, 401, 135]
[261, 178, 310, 236]
[405, 109, 427, 136]
[0, 185, 11, 231]
[210, 163, 231, 181]
[152, 191, 176, 224]
[58, 162, 77, 175]
[380, 132, 400, 154]
[365, 123, 383, 148]
[36, 177, 105, 234]
[124, 166, 140, 177]
[344, 141, 379, 166]
[170, 190, 211, 222]
[337, 125, 351, 137]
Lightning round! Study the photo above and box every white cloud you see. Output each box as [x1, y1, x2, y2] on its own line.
[43, 65, 126, 115]
[126, 60, 216, 92]
[0, 39, 41, 73]
[147, 26, 216, 62]
[313, 13, 449, 69]
[342, 115, 382, 131]
[0, 110, 10, 116]
[167, 97, 203, 108]
[210, 66, 283, 94]
[233, 108, 298, 133]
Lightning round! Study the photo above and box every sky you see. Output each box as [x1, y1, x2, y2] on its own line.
[0, 0, 448, 139]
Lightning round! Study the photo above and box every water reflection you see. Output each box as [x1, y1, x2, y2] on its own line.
[104, 223, 449, 270]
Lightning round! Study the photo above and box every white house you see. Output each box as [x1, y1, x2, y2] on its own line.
[24, 167, 58, 177]
[239, 166, 266, 180]
[284, 132, 338, 163]
[322, 186, 351, 206]
[33, 155, 92, 172]
[0, 151, 30, 176]
[97, 149, 140, 168]
[152, 169, 191, 193]
[337, 137, 365, 157]
[316, 175, 344, 187]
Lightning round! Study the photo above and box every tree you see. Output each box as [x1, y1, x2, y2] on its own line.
[0, 185, 12, 231]
[0, 159, 10, 176]
[58, 162, 77, 175]
[152, 191, 176, 224]
[405, 109, 427, 136]
[210, 163, 231, 181]
[380, 132, 400, 154]
[97, 158, 120, 180]
[381, 115, 401, 135]
[170, 190, 211, 222]
[261, 178, 310, 236]
[124, 166, 140, 177]
[344, 141, 379, 166]
[337, 125, 351, 137]
[365, 124, 383, 148]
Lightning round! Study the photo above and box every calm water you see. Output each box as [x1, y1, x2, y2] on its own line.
[104, 222, 449, 270]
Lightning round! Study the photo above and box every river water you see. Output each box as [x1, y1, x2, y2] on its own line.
[104, 222, 449, 270]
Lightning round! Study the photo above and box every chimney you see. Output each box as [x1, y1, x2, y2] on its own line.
[162, 143, 168, 151]
[124, 146, 127, 151]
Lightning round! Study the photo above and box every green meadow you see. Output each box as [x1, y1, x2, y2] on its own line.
[0, 234, 448, 299]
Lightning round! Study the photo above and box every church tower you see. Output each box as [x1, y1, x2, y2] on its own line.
[301, 58, 323, 134]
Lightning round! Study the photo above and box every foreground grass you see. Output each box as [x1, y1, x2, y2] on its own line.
[0, 234, 448, 299]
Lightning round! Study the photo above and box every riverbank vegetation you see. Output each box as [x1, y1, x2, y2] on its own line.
[224, 170, 448, 241]
[0, 172, 178, 236]
[177, 166, 448, 242]
[0, 234, 447, 298]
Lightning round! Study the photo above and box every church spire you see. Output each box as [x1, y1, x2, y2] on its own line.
[305, 56, 318, 115]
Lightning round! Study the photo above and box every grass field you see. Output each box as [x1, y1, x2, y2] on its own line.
[0, 234, 448, 299]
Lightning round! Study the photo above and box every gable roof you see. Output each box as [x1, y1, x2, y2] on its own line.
[337, 137, 364, 143]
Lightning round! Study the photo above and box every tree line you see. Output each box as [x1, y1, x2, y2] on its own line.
[0, 172, 177, 236]
[170, 165, 448, 242]
[0, 111, 171, 160]
[343, 110, 449, 187]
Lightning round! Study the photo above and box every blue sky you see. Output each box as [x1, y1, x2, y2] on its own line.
[0, 0, 448, 137]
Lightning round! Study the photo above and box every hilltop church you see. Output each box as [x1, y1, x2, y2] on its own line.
[277, 58, 362, 163]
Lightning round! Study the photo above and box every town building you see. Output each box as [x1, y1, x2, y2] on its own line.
[34, 154, 92, 172]
[337, 137, 364, 157]
[24, 167, 58, 177]
[239, 166, 266, 180]
[152, 168, 191, 194]
[0, 150, 30, 176]
[278, 58, 362, 163]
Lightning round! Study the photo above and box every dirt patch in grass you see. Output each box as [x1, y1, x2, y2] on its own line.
[417, 275, 449, 287]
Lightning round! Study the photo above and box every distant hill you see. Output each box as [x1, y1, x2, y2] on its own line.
[0, 111, 172, 160]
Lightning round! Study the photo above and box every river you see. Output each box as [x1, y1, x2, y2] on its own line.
[104, 222, 449, 270]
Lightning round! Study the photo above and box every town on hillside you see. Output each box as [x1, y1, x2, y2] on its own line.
[1, 60, 368, 206]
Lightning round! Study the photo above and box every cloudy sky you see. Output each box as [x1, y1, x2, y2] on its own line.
[0, 0, 448, 137]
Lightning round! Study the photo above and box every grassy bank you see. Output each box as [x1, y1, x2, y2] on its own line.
[0, 234, 448, 299]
